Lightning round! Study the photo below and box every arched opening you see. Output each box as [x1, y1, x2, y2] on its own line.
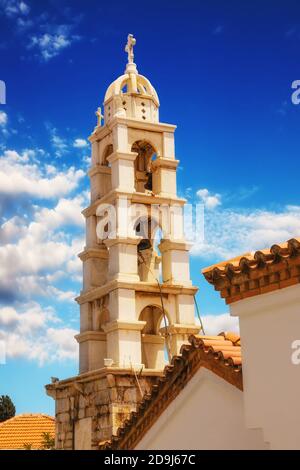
[139, 305, 165, 335]
[139, 304, 170, 369]
[134, 217, 161, 282]
[102, 144, 113, 167]
[93, 298, 110, 331]
[131, 140, 157, 193]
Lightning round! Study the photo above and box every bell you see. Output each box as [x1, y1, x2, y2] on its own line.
[144, 172, 152, 191]
[138, 239, 152, 251]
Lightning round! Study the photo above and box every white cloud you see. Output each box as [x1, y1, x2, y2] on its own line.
[0, 149, 84, 198]
[0, 217, 84, 300]
[1, 3, 81, 62]
[35, 193, 86, 230]
[50, 130, 68, 157]
[46, 287, 75, 302]
[29, 25, 80, 61]
[0, 186, 87, 303]
[192, 204, 300, 260]
[0, 111, 7, 127]
[73, 138, 89, 149]
[0, 144, 87, 304]
[0, 302, 78, 364]
[0, 0, 30, 17]
[199, 313, 239, 335]
[0, 216, 27, 244]
[19, 1, 29, 14]
[16, 16, 33, 32]
[46, 327, 78, 360]
[196, 188, 221, 210]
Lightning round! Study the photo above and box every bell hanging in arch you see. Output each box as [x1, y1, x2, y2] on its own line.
[138, 239, 152, 251]
[144, 172, 153, 191]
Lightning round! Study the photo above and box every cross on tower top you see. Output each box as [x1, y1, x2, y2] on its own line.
[125, 34, 136, 65]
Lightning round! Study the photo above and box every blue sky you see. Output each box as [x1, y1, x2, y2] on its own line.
[0, 0, 300, 415]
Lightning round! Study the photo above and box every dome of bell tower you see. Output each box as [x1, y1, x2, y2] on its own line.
[103, 34, 159, 124]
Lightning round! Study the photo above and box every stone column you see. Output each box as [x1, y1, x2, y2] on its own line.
[152, 157, 179, 197]
[76, 331, 107, 373]
[141, 334, 166, 369]
[103, 320, 146, 368]
[104, 237, 140, 283]
[158, 239, 192, 286]
[89, 165, 112, 202]
[107, 151, 137, 192]
[79, 246, 108, 291]
[160, 324, 199, 357]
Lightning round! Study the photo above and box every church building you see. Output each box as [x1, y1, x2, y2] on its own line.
[46, 35, 300, 451]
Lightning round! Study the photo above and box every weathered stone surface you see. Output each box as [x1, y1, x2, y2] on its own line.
[84, 382, 94, 395]
[52, 374, 156, 448]
[106, 374, 116, 388]
[85, 406, 95, 417]
[56, 388, 70, 400]
[57, 398, 70, 413]
[100, 427, 113, 440]
[94, 389, 110, 405]
[124, 387, 137, 403]
[79, 394, 87, 409]
[99, 414, 110, 428]
[58, 412, 71, 423]
[116, 376, 134, 387]
[109, 387, 118, 402]
[94, 379, 107, 391]
[98, 404, 109, 415]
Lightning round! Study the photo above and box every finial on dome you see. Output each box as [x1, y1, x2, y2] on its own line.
[125, 33, 138, 74]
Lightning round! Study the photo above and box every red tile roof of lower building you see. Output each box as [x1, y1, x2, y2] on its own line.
[0, 413, 55, 450]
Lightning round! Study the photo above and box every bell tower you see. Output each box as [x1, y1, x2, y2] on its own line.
[76, 34, 199, 374]
[46, 34, 200, 450]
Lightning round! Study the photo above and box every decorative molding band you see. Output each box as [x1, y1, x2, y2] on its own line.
[78, 248, 109, 261]
[158, 239, 192, 252]
[107, 116, 176, 133]
[82, 190, 186, 218]
[75, 331, 106, 343]
[104, 236, 140, 248]
[88, 165, 112, 177]
[152, 158, 179, 170]
[75, 279, 198, 305]
[103, 320, 147, 334]
[107, 151, 138, 164]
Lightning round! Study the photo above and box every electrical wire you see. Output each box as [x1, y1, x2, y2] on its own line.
[194, 294, 205, 335]
[138, 251, 172, 362]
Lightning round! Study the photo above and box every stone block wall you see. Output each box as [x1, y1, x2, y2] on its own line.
[49, 372, 157, 450]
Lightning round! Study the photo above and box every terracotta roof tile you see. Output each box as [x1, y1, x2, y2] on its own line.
[202, 238, 300, 304]
[0, 414, 55, 450]
[99, 332, 242, 450]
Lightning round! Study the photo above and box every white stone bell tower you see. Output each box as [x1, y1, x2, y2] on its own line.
[75, 34, 199, 374]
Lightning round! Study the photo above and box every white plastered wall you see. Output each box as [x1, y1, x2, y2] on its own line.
[230, 284, 300, 449]
[136, 368, 268, 450]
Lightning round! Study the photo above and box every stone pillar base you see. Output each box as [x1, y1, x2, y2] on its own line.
[75, 331, 107, 374]
[141, 334, 166, 369]
[160, 323, 200, 356]
[103, 320, 146, 368]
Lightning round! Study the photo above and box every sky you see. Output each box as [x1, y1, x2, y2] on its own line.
[0, 0, 299, 415]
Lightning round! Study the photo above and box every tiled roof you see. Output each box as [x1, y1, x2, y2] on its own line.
[99, 333, 242, 450]
[202, 238, 300, 304]
[0, 414, 55, 450]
